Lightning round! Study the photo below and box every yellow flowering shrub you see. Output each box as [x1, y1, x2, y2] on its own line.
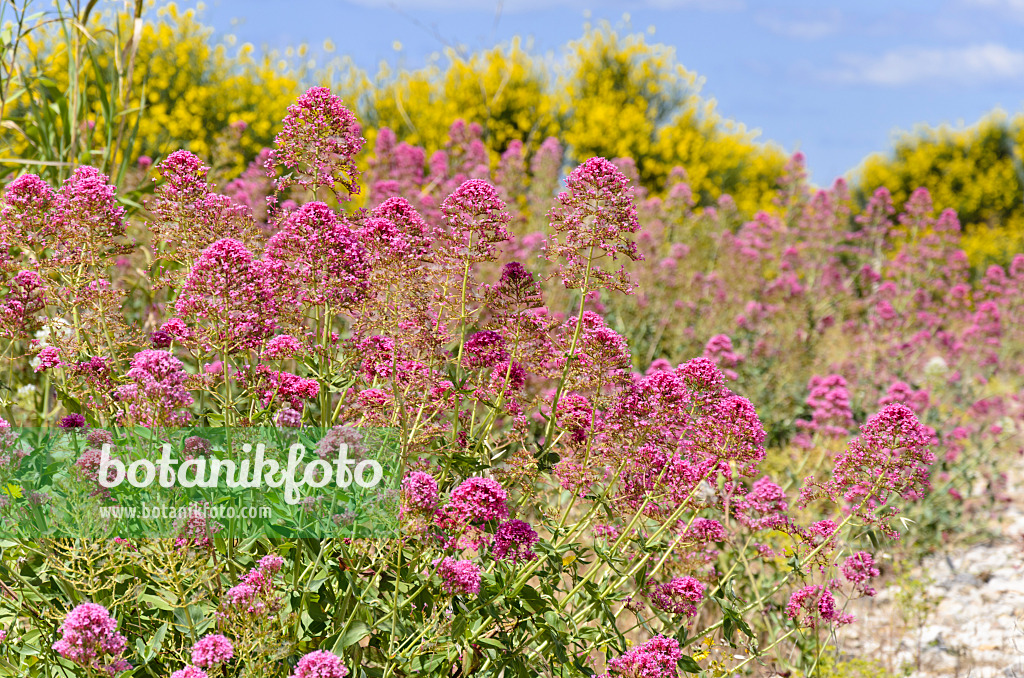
[11, 5, 786, 211]
[15, 3, 302, 169]
[856, 112, 1024, 268]
[358, 39, 558, 164]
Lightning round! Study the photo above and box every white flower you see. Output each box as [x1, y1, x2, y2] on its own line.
[924, 356, 948, 376]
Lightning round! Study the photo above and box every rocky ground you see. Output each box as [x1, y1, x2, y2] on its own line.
[837, 493, 1024, 677]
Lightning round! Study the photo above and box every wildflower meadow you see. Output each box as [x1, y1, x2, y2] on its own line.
[0, 2, 1022, 677]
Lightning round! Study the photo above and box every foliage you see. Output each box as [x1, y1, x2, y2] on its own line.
[856, 111, 1024, 269]
[0, 84, 984, 677]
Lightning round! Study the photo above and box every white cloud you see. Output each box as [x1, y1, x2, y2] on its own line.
[831, 43, 1024, 86]
[757, 10, 842, 40]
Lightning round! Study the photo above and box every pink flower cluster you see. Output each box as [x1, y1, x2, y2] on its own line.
[271, 86, 364, 197]
[401, 471, 439, 512]
[603, 635, 683, 678]
[492, 519, 539, 563]
[290, 649, 349, 678]
[785, 584, 854, 627]
[434, 557, 482, 595]
[795, 374, 855, 443]
[115, 349, 194, 426]
[842, 551, 880, 596]
[51, 602, 131, 674]
[548, 157, 643, 294]
[650, 576, 705, 617]
[448, 476, 509, 523]
[191, 634, 234, 668]
[800, 403, 936, 537]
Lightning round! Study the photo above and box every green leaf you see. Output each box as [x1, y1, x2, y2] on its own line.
[678, 655, 702, 673]
[333, 621, 370, 651]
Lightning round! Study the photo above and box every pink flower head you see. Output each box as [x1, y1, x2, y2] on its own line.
[176, 238, 277, 352]
[557, 392, 592, 443]
[462, 330, 508, 369]
[800, 403, 935, 538]
[702, 333, 743, 380]
[115, 349, 193, 426]
[676, 357, 726, 400]
[258, 554, 285, 573]
[157, 150, 209, 205]
[495, 261, 543, 307]
[548, 157, 642, 294]
[796, 374, 854, 439]
[685, 517, 726, 543]
[51, 166, 126, 252]
[434, 557, 482, 595]
[449, 476, 508, 523]
[785, 585, 854, 627]
[160, 318, 190, 340]
[605, 635, 682, 678]
[1, 270, 47, 337]
[265, 202, 370, 310]
[174, 504, 222, 550]
[492, 519, 539, 563]
[842, 551, 880, 596]
[695, 395, 766, 473]
[290, 649, 349, 678]
[171, 667, 208, 678]
[1, 173, 54, 243]
[736, 476, 789, 531]
[441, 179, 512, 261]
[650, 576, 705, 616]
[35, 346, 61, 372]
[272, 86, 364, 197]
[58, 413, 86, 430]
[191, 634, 234, 668]
[265, 334, 304, 359]
[52, 602, 128, 673]
[364, 196, 433, 263]
[401, 471, 439, 512]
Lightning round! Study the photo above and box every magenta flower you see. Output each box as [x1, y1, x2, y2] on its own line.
[462, 330, 508, 369]
[52, 603, 129, 674]
[449, 476, 508, 523]
[547, 157, 642, 294]
[0, 270, 46, 338]
[785, 585, 854, 627]
[604, 635, 683, 678]
[434, 557, 482, 595]
[272, 86, 364, 197]
[363, 196, 434, 265]
[842, 551, 880, 596]
[492, 519, 539, 563]
[290, 649, 349, 678]
[35, 346, 61, 372]
[264, 201, 370, 311]
[170, 667, 208, 678]
[258, 554, 285, 573]
[50, 166, 126, 262]
[401, 471, 439, 512]
[650, 576, 705, 617]
[176, 238, 277, 352]
[191, 634, 234, 668]
[0, 173, 54, 245]
[57, 413, 86, 430]
[800, 403, 935, 538]
[115, 349, 193, 426]
[441, 179, 512, 262]
[264, 334, 304, 360]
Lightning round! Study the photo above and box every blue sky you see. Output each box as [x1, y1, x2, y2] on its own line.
[193, 0, 1024, 185]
